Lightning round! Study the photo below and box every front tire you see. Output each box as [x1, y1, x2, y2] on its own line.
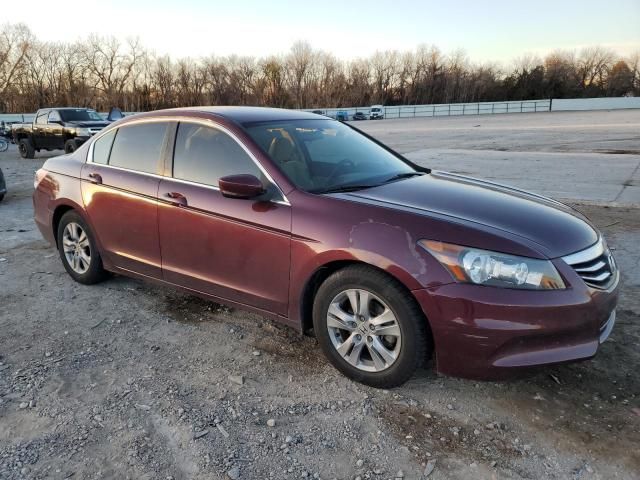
[313, 265, 430, 388]
[18, 139, 35, 159]
[57, 211, 108, 285]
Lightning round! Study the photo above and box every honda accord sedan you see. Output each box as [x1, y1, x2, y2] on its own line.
[33, 107, 619, 387]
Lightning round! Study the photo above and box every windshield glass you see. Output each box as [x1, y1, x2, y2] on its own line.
[58, 109, 103, 122]
[243, 119, 416, 193]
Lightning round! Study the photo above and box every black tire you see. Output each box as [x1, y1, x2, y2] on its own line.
[56, 210, 108, 285]
[0, 194, 4, 202]
[64, 139, 77, 154]
[313, 265, 430, 388]
[18, 139, 35, 159]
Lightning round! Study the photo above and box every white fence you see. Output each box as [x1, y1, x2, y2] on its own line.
[305, 100, 551, 119]
[1, 97, 638, 123]
[551, 97, 640, 111]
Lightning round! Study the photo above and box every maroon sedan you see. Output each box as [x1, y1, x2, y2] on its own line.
[33, 107, 619, 387]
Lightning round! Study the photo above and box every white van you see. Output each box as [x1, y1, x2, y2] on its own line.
[369, 105, 384, 120]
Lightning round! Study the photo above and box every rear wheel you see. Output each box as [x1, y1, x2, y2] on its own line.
[64, 139, 77, 154]
[57, 211, 108, 285]
[313, 265, 430, 388]
[18, 139, 35, 159]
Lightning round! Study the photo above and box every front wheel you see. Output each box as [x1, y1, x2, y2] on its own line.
[57, 211, 108, 285]
[313, 265, 431, 388]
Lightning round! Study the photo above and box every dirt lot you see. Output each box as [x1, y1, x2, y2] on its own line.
[1, 112, 639, 480]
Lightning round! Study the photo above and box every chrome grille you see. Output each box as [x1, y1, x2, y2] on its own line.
[562, 238, 616, 289]
[88, 127, 103, 135]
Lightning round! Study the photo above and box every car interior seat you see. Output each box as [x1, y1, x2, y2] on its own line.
[268, 136, 314, 190]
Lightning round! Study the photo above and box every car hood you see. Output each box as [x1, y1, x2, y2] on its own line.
[333, 171, 598, 258]
[64, 121, 110, 128]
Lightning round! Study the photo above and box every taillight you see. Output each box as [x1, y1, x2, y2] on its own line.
[34, 169, 47, 189]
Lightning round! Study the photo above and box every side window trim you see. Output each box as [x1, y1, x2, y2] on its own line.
[104, 128, 118, 165]
[87, 120, 171, 176]
[86, 117, 290, 205]
[169, 120, 289, 204]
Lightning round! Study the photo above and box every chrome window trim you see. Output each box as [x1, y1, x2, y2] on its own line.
[86, 115, 290, 206]
[561, 238, 605, 266]
[83, 160, 166, 180]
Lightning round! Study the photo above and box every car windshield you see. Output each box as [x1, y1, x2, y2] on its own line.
[244, 119, 417, 193]
[59, 109, 103, 122]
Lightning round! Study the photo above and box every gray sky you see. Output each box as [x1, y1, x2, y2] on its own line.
[12, 0, 640, 62]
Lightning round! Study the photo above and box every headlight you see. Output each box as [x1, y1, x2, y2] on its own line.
[418, 240, 565, 290]
[75, 128, 91, 136]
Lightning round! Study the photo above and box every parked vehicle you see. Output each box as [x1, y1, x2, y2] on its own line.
[352, 112, 367, 121]
[1, 121, 17, 139]
[369, 105, 384, 120]
[32, 107, 618, 387]
[0, 168, 6, 202]
[12, 108, 110, 159]
[335, 110, 349, 121]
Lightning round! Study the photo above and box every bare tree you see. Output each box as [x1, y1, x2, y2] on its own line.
[0, 22, 636, 114]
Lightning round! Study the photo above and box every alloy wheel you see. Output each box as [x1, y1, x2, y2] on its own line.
[62, 222, 91, 274]
[326, 288, 402, 372]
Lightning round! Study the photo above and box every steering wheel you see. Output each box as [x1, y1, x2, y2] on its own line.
[326, 159, 355, 186]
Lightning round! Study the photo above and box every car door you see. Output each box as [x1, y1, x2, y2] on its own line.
[158, 120, 292, 316]
[33, 110, 50, 149]
[81, 120, 171, 278]
[47, 110, 65, 150]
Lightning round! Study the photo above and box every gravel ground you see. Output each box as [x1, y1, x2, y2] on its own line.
[1, 112, 639, 480]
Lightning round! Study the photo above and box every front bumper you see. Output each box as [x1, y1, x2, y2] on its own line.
[413, 264, 619, 380]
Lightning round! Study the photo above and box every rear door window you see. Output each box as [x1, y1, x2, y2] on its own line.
[172, 122, 261, 186]
[108, 122, 168, 174]
[92, 129, 117, 165]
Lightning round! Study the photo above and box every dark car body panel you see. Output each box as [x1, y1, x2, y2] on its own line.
[32, 107, 619, 380]
[334, 171, 598, 258]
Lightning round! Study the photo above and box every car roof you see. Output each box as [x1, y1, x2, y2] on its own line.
[144, 106, 328, 123]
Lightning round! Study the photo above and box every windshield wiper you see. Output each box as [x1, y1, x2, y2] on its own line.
[381, 171, 425, 184]
[312, 184, 379, 194]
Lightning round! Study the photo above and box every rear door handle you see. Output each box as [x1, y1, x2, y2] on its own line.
[88, 173, 102, 184]
[164, 192, 187, 207]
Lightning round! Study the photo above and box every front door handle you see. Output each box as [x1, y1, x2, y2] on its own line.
[88, 172, 102, 184]
[164, 192, 187, 207]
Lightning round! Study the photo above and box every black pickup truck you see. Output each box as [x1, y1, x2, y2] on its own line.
[12, 108, 111, 158]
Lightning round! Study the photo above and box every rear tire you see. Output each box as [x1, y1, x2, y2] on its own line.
[18, 139, 35, 159]
[64, 139, 77, 154]
[57, 210, 108, 285]
[313, 265, 430, 388]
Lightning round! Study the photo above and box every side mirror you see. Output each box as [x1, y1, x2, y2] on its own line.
[219, 174, 265, 199]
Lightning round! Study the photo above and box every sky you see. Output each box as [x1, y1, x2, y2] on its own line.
[10, 0, 640, 63]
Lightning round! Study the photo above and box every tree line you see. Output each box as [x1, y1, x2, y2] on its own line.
[1, 23, 638, 113]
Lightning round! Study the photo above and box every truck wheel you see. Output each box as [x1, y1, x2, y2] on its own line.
[64, 139, 77, 154]
[18, 139, 35, 159]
